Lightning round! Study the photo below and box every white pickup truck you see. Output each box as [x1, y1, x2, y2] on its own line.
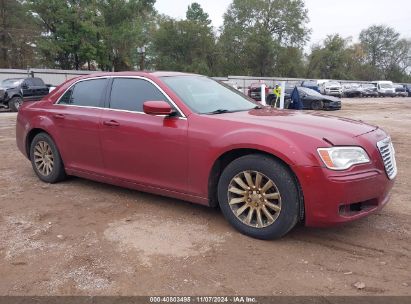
[320, 81, 343, 98]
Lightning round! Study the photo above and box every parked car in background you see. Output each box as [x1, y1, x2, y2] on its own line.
[0, 77, 49, 112]
[320, 81, 343, 97]
[372, 81, 396, 97]
[406, 84, 411, 97]
[247, 82, 269, 102]
[361, 84, 379, 97]
[16, 71, 396, 239]
[394, 84, 408, 97]
[343, 83, 364, 98]
[285, 87, 341, 110]
[301, 80, 321, 93]
[46, 84, 57, 93]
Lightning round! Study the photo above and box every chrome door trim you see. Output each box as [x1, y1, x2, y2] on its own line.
[54, 75, 187, 119]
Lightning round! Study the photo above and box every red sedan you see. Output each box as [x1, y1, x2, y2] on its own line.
[16, 72, 397, 239]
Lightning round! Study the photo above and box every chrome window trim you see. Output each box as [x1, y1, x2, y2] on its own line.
[54, 75, 187, 118]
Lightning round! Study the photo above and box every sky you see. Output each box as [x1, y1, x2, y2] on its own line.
[154, 0, 411, 49]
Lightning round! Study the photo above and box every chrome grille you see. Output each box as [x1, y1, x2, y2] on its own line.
[377, 138, 397, 180]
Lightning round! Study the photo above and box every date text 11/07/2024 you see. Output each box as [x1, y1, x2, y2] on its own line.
[149, 296, 257, 303]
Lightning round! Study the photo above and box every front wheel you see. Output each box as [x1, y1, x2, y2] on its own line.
[311, 100, 324, 110]
[217, 154, 300, 239]
[8, 96, 23, 112]
[30, 133, 67, 183]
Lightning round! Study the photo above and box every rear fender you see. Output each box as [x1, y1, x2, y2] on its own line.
[25, 115, 66, 162]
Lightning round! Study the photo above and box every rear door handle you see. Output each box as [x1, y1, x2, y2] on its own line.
[53, 114, 65, 119]
[103, 120, 120, 127]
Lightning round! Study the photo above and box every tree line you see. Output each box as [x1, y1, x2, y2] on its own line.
[1, 0, 410, 82]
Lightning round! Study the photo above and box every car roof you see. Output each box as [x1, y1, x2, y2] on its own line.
[75, 71, 201, 79]
[3, 78, 25, 81]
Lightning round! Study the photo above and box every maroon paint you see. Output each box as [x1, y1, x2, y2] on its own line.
[16, 72, 395, 227]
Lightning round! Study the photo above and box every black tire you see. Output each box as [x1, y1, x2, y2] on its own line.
[217, 154, 300, 240]
[30, 133, 66, 183]
[8, 96, 23, 112]
[311, 100, 323, 110]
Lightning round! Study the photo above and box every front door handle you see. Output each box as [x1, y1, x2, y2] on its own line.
[103, 120, 120, 127]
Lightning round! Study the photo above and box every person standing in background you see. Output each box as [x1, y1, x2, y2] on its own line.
[273, 84, 282, 107]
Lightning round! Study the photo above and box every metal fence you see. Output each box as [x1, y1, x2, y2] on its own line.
[0, 68, 401, 95]
[0, 69, 99, 86]
[215, 76, 381, 95]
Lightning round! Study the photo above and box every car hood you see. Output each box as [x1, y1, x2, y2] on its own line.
[211, 108, 378, 145]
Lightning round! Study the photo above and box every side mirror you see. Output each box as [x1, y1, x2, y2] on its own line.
[143, 101, 175, 116]
[22, 83, 28, 89]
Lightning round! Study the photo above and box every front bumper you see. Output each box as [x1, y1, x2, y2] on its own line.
[324, 101, 341, 110]
[325, 90, 342, 96]
[293, 129, 395, 227]
[380, 92, 396, 97]
[294, 165, 394, 227]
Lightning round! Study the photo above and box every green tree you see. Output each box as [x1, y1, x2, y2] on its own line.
[218, 0, 310, 76]
[306, 34, 352, 80]
[26, 0, 155, 71]
[359, 25, 411, 80]
[96, 0, 156, 71]
[186, 2, 211, 25]
[0, 0, 39, 68]
[152, 4, 216, 75]
[27, 0, 102, 69]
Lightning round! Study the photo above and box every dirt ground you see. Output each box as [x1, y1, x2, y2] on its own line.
[0, 98, 410, 296]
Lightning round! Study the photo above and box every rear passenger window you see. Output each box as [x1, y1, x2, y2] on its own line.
[58, 78, 107, 107]
[110, 78, 168, 112]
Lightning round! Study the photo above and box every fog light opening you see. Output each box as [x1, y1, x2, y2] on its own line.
[339, 199, 378, 216]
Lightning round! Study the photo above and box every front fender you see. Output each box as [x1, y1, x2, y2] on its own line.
[187, 116, 325, 198]
[208, 127, 321, 169]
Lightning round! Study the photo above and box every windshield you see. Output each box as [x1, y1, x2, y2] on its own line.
[299, 87, 323, 96]
[326, 82, 340, 87]
[1, 78, 24, 88]
[161, 76, 258, 114]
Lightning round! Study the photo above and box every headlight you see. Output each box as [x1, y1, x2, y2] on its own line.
[317, 147, 370, 170]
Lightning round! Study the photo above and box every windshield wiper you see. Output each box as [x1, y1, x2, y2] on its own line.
[204, 109, 233, 115]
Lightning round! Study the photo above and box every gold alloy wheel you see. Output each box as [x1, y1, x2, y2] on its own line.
[228, 170, 282, 228]
[33, 141, 54, 176]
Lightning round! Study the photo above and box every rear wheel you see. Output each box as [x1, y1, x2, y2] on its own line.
[30, 133, 66, 183]
[217, 154, 300, 239]
[8, 96, 23, 112]
[311, 100, 323, 110]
